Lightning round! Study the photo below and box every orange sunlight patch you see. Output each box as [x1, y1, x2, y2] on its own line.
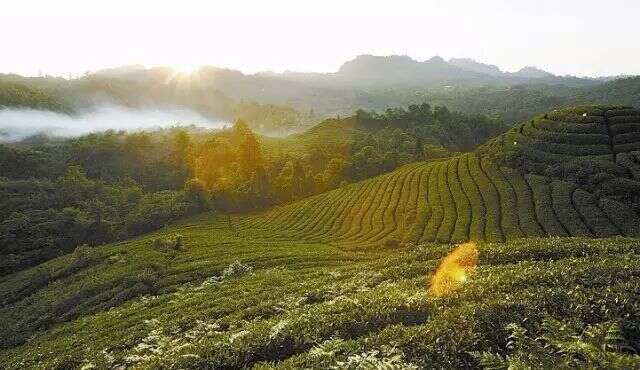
[429, 242, 479, 297]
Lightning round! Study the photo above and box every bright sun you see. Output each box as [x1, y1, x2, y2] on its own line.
[172, 64, 198, 75]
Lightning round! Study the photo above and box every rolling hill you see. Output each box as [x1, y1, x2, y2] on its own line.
[238, 105, 640, 246]
[1, 105, 640, 368]
[0, 80, 71, 113]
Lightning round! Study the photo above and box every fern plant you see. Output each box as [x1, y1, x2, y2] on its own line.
[471, 317, 640, 369]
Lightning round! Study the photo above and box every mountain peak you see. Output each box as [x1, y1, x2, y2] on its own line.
[336, 54, 470, 85]
[426, 55, 447, 64]
[448, 58, 503, 76]
[337, 54, 420, 79]
[512, 66, 555, 78]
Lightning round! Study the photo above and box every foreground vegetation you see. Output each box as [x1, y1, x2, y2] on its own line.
[1, 212, 639, 369]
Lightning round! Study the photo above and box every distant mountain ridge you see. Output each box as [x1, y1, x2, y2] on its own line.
[91, 54, 577, 83]
[448, 57, 503, 76]
[334, 55, 478, 84]
[448, 57, 556, 79]
[89, 55, 579, 85]
[270, 54, 571, 88]
[2, 55, 639, 130]
[510, 66, 555, 79]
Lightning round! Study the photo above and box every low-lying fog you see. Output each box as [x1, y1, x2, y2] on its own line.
[0, 105, 227, 142]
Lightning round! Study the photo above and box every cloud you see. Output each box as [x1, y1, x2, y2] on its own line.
[0, 105, 227, 142]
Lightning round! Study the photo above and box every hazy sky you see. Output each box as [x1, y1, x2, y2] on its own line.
[2, 0, 639, 77]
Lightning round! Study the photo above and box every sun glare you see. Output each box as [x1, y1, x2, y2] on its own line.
[429, 242, 479, 297]
[172, 64, 197, 75]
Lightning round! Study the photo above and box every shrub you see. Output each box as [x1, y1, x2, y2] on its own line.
[547, 106, 606, 121]
[71, 244, 91, 263]
[518, 146, 612, 168]
[532, 141, 612, 156]
[550, 180, 592, 236]
[572, 189, 619, 237]
[526, 174, 567, 236]
[545, 159, 626, 190]
[423, 163, 444, 242]
[533, 118, 607, 134]
[405, 166, 433, 243]
[469, 155, 504, 242]
[598, 177, 640, 198]
[382, 238, 401, 249]
[471, 317, 640, 369]
[436, 160, 457, 243]
[521, 124, 610, 145]
[183, 178, 211, 212]
[501, 167, 544, 237]
[605, 108, 640, 117]
[609, 121, 640, 135]
[599, 197, 640, 237]
[614, 141, 640, 153]
[608, 115, 640, 125]
[222, 260, 253, 278]
[447, 157, 471, 243]
[123, 191, 189, 236]
[482, 158, 523, 240]
[20, 266, 53, 300]
[137, 266, 161, 292]
[297, 290, 336, 306]
[61, 244, 102, 277]
[335, 347, 418, 370]
[423, 144, 450, 159]
[151, 234, 187, 252]
[616, 152, 640, 180]
[612, 131, 640, 145]
[459, 154, 485, 241]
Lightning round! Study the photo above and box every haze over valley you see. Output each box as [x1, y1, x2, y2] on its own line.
[3, 54, 640, 142]
[0, 105, 224, 142]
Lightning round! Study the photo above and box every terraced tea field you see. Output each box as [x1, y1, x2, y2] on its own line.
[234, 159, 638, 246]
[2, 215, 640, 369]
[485, 106, 640, 167]
[2, 105, 640, 369]
[231, 106, 640, 246]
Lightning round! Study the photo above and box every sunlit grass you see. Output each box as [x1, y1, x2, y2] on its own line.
[2, 230, 640, 369]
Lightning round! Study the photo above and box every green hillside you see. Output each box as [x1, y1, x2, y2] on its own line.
[482, 105, 640, 165]
[242, 106, 640, 245]
[0, 80, 72, 113]
[2, 217, 640, 368]
[2, 105, 640, 368]
[234, 154, 637, 247]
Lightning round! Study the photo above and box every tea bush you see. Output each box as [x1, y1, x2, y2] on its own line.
[151, 234, 186, 252]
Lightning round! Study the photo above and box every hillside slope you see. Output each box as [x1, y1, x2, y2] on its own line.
[238, 106, 640, 245]
[0, 80, 71, 113]
[2, 218, 640, 368]
[2, 106, 640, 368]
